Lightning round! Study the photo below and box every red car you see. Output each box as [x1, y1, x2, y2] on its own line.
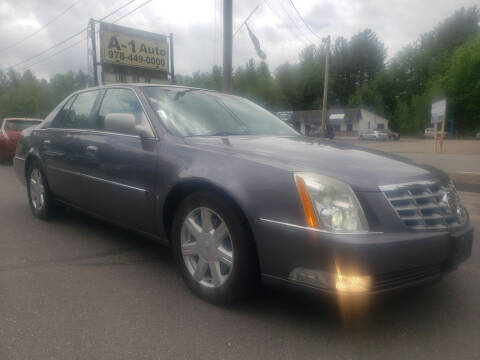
[1, 118, 43, 161]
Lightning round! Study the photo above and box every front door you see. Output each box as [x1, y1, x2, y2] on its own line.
[78, 87, 159, 234]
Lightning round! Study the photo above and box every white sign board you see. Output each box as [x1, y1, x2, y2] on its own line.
[431, 99, 446, 124]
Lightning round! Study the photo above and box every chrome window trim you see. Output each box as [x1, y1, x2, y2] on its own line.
[48, 166, 147, 193]
[258, 218, 383, 235]
[34, 127, 156, 140]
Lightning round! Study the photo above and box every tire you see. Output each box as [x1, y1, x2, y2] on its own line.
[172, 191, 259, 304]
[27, 161, 57, 220]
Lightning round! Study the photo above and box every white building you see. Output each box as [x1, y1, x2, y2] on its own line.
[329, 108, 389, 136]
[279, 108, 389, 136]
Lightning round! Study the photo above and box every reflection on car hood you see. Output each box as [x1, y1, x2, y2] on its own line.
[184, 136, 448, 191]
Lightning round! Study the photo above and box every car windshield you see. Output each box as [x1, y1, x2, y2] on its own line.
[143, 87, 298, 137]
[4, 120, 41, 132]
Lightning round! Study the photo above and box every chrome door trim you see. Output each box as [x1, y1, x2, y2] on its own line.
[48, 165, 147, 193]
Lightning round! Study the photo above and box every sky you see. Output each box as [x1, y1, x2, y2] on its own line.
[0, 0, 478, 80]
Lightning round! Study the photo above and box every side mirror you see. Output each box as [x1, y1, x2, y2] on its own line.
[104, 113, 136, 134]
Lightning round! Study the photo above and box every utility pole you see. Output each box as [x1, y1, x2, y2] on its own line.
[320, 35, 330, 135]
[89, 19, 98, 86]
[169, 33, 175, 84]
[223, 0, 233, 93]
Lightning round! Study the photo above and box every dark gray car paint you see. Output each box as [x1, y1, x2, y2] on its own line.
[14, 84, 472, 292]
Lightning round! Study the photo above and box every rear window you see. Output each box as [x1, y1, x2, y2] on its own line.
[4, 120, 41, 132]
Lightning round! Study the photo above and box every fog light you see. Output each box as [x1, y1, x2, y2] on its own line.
[336, 274, 371, 292]
[288, 268, 334, 289]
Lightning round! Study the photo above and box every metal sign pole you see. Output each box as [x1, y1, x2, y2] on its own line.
[169, 33, 175, 84]
[89, 19, 99, 86]
[440, 116, 446, 153]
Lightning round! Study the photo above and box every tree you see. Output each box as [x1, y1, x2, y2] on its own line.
[445, 35, 480, 132]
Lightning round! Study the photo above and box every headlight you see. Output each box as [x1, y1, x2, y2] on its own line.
[294, 172, 369, 233]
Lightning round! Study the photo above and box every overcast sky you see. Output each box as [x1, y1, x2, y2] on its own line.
[0, 0, 478, 80]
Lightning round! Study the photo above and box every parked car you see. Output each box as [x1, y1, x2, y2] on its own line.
[359, 130, 389, 141]
[0, 118, 42, 161]
[14, 85, 473, 304]
[377, 128, 400, 140]
[424, 127, 444, 138]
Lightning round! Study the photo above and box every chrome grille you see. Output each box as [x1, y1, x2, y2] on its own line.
[381, 181, 464, 230]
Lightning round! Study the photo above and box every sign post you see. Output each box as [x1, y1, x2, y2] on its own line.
[431, 99, 446, 153]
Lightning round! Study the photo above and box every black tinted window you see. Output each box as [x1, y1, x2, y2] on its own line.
[97, 88, 153, 136]
[53, 91, 99, 129]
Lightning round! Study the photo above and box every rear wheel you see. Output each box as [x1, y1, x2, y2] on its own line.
[27, 162, 57, 220]
[172, 191, 258, 304]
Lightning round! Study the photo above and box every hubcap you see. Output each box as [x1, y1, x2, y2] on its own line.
[29, 168, 45, 211]
[180, 207, 234, 288]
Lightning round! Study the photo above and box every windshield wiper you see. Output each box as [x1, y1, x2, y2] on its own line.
[174, 88, 201, 101]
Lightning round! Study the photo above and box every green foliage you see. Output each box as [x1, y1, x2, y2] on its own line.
[445, 35, 480, 132]
[349, 6, 479, 134]
[0, 69, 91, 121]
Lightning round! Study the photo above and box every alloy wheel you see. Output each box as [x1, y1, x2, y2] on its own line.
[180, 207, 234, 288]
[29, 168, 45, 211]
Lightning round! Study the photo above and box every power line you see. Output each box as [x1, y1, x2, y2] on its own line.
[17, 37, 87, 73]
[287, 0, 322, 40]
[10, 0, 139, 69]
[277, 0, 314, 45]
[233, 5, 260, 38]
[0, 0, 83, 54]
[263, 0, 311, 46]
[17, 0, 155, 72]
[112, 0, 154, 23]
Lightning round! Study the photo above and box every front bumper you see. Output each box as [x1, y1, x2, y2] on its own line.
[255, 219, 473, 294]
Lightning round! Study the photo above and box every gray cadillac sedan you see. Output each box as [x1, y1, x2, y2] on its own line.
[14, 84, 473, 304]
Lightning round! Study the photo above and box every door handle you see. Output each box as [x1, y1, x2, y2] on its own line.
[86, 145, 98, 153]
[42, 139, 51, 148]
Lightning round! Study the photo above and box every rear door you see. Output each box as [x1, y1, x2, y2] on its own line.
[76, 87, 159, 233]
[40, 90, 101, 206]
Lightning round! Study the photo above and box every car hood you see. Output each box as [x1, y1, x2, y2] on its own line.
[184, 136, 448, 191]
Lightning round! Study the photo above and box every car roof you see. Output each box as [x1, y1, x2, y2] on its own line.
[83, 83, 211, 91]
[71, 83, 222, 97]
[3, 117, 43, 122]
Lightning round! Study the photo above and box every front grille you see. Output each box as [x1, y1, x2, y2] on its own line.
[372, 263, 443, 291]
[381, 181, 464, 230]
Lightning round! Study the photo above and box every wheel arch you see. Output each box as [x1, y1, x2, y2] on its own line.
[24, 152, 43, 180]
[163, 179, 258, 256]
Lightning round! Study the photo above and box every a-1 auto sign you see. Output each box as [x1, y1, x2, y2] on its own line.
[102, 30, 169, 71]
[98, 22, 171, 84]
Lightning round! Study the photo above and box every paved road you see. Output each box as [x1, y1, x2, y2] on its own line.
[1, 164, 479, 360]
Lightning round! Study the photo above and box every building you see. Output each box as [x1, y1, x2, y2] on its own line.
[277, 108, 389, 136]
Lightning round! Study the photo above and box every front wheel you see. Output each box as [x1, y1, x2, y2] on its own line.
[172, 191, 259, 304]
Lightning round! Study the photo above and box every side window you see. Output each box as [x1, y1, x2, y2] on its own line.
[97, 88, 153, 137]
[53, 91, 99, 129]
